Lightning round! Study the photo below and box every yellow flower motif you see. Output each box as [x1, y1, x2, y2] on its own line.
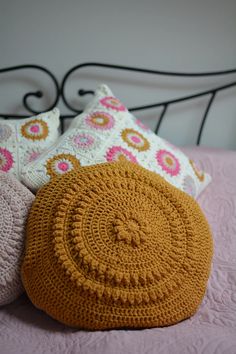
[85, 112, 115, 130]
[46, 153, 80, 178]
[189, 159, 205, 182]
[121, 128, 150, 151]
[21, 119, 49, 141]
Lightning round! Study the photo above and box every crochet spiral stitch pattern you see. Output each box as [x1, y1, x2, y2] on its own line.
[21, 161, 213, 330]
[0, 172, 34, 306]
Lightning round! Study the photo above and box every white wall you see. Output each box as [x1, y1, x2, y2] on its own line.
[1, 0, 236, 148]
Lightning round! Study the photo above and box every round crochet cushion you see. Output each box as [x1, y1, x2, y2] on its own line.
[0, 172, 34, 306]
[21, 161, 213, 329]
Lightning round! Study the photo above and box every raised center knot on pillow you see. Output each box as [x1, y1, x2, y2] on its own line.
[113, 211, 151, 247]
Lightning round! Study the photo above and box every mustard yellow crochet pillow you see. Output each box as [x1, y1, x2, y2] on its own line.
[21, 161, 213, 330]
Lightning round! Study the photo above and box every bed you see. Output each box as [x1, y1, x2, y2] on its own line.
[0, 63, 236, 354]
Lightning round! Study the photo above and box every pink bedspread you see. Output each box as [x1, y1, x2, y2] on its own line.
[1, 147, 236, 354]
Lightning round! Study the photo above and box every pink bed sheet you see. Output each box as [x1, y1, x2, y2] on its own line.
[0, 147, 236, 354]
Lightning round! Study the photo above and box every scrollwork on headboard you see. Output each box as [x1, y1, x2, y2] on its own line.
[1, 62, 236, 145]
[0, 64, 60, 117]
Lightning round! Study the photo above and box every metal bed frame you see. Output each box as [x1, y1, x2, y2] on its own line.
[0, 62, 236, 145]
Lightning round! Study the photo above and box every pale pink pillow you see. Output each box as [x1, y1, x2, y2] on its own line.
[0, 172, 34, 305]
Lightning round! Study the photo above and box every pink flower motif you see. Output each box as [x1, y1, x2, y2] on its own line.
[73, 133, 95, 149]
[85, 112, 115, 130]
[30, 125, 40, 133]
[106, 146, 138, 164]
[57, 161, 71, 172]
[0, 147, 14, 172]
[100, 96, 126, 111]
[156, 149, 180, 176]
[131, 136, 141, 143]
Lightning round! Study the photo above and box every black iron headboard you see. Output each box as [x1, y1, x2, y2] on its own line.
[1, 62, 236, 145]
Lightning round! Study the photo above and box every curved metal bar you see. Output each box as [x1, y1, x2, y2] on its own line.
[0, 64, 60, 116]
[61, 61, 236, 114]
[155, 104, 168, 135]
[63, 62, 236, 78]
[129, 81, 236, 112]
[1, 62, 236, 143]
[197, 92, 216, 145]
[78, 89, 95, 96]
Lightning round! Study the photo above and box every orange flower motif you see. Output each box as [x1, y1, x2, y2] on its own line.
[46, 153, 80, 178]
[121, 129, 150, 152]
[21, 119, 48, 141]
[85, 112, 115, 130]
[189, 160, 205, 182]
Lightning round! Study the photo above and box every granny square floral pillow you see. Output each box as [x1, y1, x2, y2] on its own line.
[21, 85, 211, 198]
[0, 108, 60, 180]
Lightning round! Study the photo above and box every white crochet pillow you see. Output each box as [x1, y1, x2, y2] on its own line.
[0, 172, 34, 306]
[0, 108, 60, 180]
[21, 85, 211, 198]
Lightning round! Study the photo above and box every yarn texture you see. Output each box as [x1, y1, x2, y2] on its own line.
[21, 85, 211, 197]
[0, 172, 34, 306]
[21, 161, 213, 329]
[0, 108, 60, 180]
